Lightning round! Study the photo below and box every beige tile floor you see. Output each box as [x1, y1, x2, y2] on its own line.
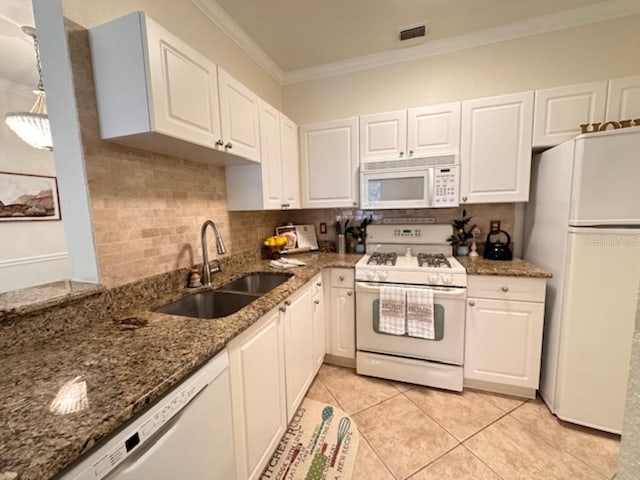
[305, 364, 620, 480]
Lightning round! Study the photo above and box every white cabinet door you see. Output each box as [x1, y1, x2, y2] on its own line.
[218, 67, 261, 162]
[460, 92, 534, 204]
[407, 102, 461, 156]
[300, 118, 359, 208]
[329, 287, 356, 359]
[533, 81, 607, 148]
[312, 286, 326, 372]
[464, 297, 544, 389]
[145, 16, 221, 148]
[359, 110, 407, 162]
[280, 114, 301, 209]
[229, 309, 287, 480]
[282, 285, 315, 421]
[606, 75, 640, 121]
[258, 100, 284, 209]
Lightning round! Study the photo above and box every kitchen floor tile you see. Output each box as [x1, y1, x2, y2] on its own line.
[319, 367, 401, 414]
[351, 433, 395, 480]
[510, 399, 620, 478]
[465, 416, 606, 479]
[304, 375, 339, 406]
[354, 395, 458, 479]
[318, 363, 339, 375]
[405, 387, 505, 441]
[471, 389, 527, 413]
[408, 445, 501, 480]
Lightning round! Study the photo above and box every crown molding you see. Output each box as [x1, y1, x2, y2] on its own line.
[192, 0, 284, 84]
[0, 78, 34, 97]
[283, 0, 640, 85]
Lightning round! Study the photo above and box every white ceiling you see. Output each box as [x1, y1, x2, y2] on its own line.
[0, 0, 37, 88]
[214, 0, 610, 73]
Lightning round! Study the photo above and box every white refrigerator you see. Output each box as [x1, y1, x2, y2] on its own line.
[524, 128, 640, 434]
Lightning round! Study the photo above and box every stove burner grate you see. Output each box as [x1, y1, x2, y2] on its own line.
[417, 253, 451, 268]
[367, 252, 397, 266]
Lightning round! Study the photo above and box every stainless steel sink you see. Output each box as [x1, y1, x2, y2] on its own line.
[154, 290, 259, 319]
[216, 272, 293, 295]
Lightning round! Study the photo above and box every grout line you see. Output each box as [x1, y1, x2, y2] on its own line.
[460, 443, 505, 479]
[355, 428, 397, 479]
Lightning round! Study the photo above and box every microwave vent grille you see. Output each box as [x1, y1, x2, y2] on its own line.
[362, 155, 458, 171]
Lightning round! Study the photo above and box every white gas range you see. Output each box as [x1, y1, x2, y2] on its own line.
[355, 224, 468, 391]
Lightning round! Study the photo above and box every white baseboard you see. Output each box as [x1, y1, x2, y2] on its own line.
[0, 252, 70, 293]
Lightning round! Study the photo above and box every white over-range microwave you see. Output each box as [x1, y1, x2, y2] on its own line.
[360, 155, 460, 209]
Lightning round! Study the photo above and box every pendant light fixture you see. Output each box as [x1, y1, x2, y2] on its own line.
[5, 26, 53, 151]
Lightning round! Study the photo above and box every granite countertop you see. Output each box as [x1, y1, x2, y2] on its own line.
[0, 253, 360, 480]
[456, 256, 552, 278]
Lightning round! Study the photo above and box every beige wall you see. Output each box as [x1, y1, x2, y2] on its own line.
[62, 0, 282, 109]
[283, 14, 640, 124]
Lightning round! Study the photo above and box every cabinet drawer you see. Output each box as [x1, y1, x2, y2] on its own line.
[330, 268, 354, 288]
[467, 275, 545, 302]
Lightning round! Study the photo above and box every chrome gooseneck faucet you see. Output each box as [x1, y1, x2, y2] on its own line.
[201, 220, 227, 286]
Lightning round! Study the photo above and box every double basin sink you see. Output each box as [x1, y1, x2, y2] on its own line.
[154, 272, 293, 319]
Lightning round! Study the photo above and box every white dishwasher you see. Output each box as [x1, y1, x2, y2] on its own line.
[62, 350, 236, 480]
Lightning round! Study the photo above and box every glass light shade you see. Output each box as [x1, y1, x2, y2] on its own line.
[5, 90, 53, 151]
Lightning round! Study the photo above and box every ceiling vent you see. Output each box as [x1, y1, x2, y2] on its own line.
[399, 24, 427, 42]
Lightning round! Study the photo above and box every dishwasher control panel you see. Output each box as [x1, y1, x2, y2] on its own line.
[67, 351, 229, 480]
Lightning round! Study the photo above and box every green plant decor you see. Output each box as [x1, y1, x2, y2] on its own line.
[345, 215, 372, 245]
[447, 210, 477, 247]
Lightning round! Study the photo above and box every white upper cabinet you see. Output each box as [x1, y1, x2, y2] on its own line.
[300, 118, 359, 208]
[533, 81, 607, 148]
[90, 12, 234, 163]
[606, 75, 640, 121]
[218, 68, 261, 162]
[280, 114, 301, 209]
[359, 103, 461, 162]
[407, 102, 461, 157]
[226, 100, 299, 210]
[461, 92, 534, 204]
[359, 110, 407, 162]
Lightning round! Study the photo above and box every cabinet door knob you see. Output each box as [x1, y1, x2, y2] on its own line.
[409, 150, 414, 156]
[461, 196, 468, 202]
[468, 300, 475, 307]
[399, 151, 404, 157]
[284, 299, 291, 306]
[224, 142, 233, 149]
[314, 299, 320, 305]
[352, 202, 358, 206]
[339, 276, 345, 281]
[279, 306, 286, 312]
[215, 139, 224, 147]
[316, 282, 322, 287]
[502, 286, 509, 292]
[347, 290, 353, 296]
[281, 203, 289, 208]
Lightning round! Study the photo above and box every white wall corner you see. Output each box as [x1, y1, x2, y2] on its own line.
[282, 0, 640, 85]
[191, 0, 284, 85]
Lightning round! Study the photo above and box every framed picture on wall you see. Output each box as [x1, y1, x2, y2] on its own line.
[0, 172, 61, 221]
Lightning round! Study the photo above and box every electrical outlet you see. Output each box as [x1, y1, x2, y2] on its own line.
[319, 222, 327, 234]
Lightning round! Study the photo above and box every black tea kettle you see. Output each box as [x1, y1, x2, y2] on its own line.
[483, 229, 513, 261]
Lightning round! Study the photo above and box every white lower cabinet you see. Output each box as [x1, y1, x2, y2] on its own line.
[282, 283, 315, 421]
[228, 308, 287, 480]
[311, 274, 326, 370]
[229, 277, 322, 479]
[326, 269, 356, 361]
[464, 276, 546, 398]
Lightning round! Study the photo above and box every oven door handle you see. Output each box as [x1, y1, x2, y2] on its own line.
[355, 281, 467, 297]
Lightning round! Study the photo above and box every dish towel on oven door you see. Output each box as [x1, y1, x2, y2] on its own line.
[379, 286, 406, 335]
[406, 288, 435, 339]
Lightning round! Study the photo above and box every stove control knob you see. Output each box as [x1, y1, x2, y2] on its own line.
[428, 274, 439, 284]
[377, 271, 388, 281]
[442, 274, 453, 285]
[366, 270, 375, 280]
